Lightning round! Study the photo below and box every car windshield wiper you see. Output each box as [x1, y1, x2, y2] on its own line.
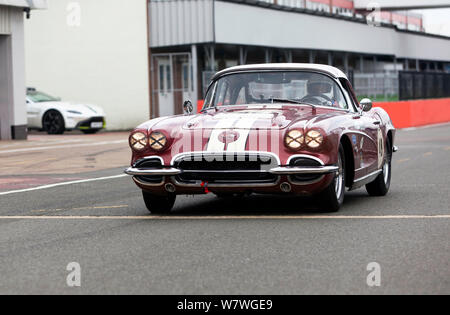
[269, 98, 317, 109]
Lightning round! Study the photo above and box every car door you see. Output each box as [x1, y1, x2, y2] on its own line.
[341, 79, 381, 177]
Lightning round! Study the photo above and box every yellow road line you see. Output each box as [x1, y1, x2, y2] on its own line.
[423, 152, 433, 156]
[1, 215, 450, 220]
[397, 158, 411, 163]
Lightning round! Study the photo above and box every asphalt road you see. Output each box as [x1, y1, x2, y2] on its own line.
[0, 124, 449, 294]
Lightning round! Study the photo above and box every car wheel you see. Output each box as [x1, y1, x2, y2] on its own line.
[318, 145, 345, 212]
[366, 137, 392, 196]
[81, 129, 100, 134]
[43, 110, 65, 135]
[142, 191, 176, 215]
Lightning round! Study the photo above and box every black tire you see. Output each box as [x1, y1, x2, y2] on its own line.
[318, 144, 346, 212]
[81, 129, 100, 134]
[43, 110, 65, 135]
[142, 191, 176, 214]
[366, 137, 392, 196]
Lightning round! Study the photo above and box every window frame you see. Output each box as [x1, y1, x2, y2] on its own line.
[203, 70, 351, 112]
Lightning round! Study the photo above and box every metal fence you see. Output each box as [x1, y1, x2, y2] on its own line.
[353, 72, 399, 102]
[399, 71, 450, 101]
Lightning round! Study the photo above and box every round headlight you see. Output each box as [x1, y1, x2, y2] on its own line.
[305, 130, 324, 148]
[285, 130, 304, 150]
[149, 131, 167, 151]
[129, 132, 148, 151]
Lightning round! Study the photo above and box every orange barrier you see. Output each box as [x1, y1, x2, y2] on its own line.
[197, 100, 204, 113]
[375, 98, 450, 129]
[196, 98, 450, 129]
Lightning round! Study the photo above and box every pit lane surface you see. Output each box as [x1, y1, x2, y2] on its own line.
[0, 125, 449, 294]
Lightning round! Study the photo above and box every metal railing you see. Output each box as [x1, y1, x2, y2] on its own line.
[399, 71, 450, 101]
[353, 72, 399, 101]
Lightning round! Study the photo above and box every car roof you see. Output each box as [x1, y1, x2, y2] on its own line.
[212, 63, 348, 81]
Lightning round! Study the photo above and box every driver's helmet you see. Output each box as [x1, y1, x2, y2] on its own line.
[307, 81, 332, 96]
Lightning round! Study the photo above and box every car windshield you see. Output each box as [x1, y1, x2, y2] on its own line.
[27, 90, 59, 103]
[204, 71, 348, 110]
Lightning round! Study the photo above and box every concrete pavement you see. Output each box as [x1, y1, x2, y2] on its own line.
[0, 125, 449, 294]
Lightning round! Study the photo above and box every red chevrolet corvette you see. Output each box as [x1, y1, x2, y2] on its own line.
[125, 64, 397, 213]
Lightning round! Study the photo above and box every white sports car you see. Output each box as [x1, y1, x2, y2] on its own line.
[26, 88, 106, 134]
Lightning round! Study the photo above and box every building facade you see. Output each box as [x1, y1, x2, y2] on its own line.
[149, 0, 450, 118]
[23, 0, 450, 130]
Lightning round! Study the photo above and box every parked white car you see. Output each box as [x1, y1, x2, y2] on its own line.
[26, 88, 106, 134]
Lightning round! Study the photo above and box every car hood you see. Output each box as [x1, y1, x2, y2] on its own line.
[37, 101, 105, 116]
[182, 106, 323, 130]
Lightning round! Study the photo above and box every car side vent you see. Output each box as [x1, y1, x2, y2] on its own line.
[289, 157, 323, 182]
[135, 158, 164, 184]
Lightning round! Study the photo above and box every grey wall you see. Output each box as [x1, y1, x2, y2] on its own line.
[0, 34, 12, 139]
[214, 1, 450, 62]
[150, 0, 214, 47]
[0, 6, 27, 140]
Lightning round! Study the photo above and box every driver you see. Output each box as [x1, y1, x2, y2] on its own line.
[303, 81, 334, 106]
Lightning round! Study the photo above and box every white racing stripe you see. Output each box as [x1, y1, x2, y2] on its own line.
[206, 113, 261, 152]
[0, 174, 128, 196]
[226, 117, 258, 152]
[0, 140, 127, 154]
[206, 116, 239, 152]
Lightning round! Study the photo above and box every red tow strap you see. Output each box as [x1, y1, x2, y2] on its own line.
[201, 181, 210, 194]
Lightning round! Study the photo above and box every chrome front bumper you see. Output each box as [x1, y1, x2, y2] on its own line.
[124, 165, 339, 176]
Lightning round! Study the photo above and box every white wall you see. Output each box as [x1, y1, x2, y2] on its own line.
[25, 0, 150, 130]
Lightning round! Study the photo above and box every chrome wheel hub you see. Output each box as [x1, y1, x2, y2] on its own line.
[335, 155, 344, 199]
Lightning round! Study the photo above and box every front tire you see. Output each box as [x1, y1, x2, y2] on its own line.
[318, 145, 345, 212]
[366, 137, 392, 196]
[142, 191, 176, 215]
[43, 110, 65, 135]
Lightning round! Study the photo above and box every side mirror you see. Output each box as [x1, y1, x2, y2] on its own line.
[183, 100, 194, 115]
[360, 98, 373, 112]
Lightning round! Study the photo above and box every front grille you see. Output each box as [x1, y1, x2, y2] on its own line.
[174, 153, 278, 185]
[78, 117, 104, 128]
[134, 158, 164, 184]
[289, 157, 323, 182]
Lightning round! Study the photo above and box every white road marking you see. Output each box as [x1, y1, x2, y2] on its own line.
[0, 174, 128, 196]
[0, 215, 449, 220]
[0, 139, 85, 149]
[0, 140, 127, 154]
